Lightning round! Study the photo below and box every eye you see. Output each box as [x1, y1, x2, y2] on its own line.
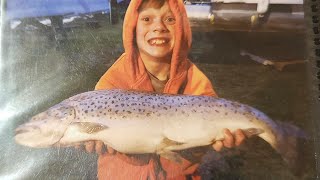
[141, 17, 150, 22]
[165, 16, 176, 25]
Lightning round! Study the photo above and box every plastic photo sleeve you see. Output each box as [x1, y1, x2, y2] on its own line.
[0, 0, 319, 179]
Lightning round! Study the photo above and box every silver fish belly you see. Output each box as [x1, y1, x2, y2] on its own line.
[14, 89, 306, 170]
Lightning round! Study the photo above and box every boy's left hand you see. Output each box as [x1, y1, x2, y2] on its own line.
[212, 129, 246, 151]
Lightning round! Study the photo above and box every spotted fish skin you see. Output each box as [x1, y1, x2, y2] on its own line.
[15, 89, 306, 170]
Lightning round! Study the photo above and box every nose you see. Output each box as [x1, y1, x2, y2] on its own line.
[152, 19, 168, 33]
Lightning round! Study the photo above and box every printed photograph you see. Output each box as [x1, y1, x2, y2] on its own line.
[0, 0, 317, 179]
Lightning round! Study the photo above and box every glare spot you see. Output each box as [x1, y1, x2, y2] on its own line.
[0, 105, 17, 121]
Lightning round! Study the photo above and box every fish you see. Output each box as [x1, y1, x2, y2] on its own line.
[240, 50, 307, 71]
[14, 89, 307, 172]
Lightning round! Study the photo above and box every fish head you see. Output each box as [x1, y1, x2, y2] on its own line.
[15, 104, 76, 148]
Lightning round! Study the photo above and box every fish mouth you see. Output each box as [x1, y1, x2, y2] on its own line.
[15, 125, 40, 135]
[148, 37, 170, 46]
[15, 129, 30, 135]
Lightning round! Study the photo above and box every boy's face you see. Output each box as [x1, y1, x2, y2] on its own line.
[136, 2, 176, 61]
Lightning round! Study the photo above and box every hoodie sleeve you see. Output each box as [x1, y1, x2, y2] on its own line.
[95, 54, 131, 90]
[184, 63, 218, 97]
[95, 76, 117, 90]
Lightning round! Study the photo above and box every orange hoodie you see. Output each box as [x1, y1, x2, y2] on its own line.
[95, 0, 217, 179]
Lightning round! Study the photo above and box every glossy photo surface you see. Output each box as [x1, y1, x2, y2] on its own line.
[0, 0, 318, 179]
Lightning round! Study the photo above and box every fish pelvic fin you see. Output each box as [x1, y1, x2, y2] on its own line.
[161, 137, 185, 146]
[157, 137, 185, 152]
[156, 137, 186, 164]
[71, 122, 109, 134]
[275, 121, 309, 176]
[158, 150, 184, 164]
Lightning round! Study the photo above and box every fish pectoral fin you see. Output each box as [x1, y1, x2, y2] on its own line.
[242, 128, 264, 138]
[71, 122, 109, 134]
[158, 151, 184, 164]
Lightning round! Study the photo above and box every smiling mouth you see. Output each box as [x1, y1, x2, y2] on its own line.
[148, 38, 169, 46]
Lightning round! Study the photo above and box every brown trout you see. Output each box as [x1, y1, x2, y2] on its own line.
[15, 89, 306, 170]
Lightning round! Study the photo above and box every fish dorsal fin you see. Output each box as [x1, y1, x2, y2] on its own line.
[71, 122, 108, 134]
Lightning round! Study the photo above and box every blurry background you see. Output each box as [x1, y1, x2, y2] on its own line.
[0, 0, 316, 179]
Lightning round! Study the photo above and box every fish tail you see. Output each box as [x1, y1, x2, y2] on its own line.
[275, 121, 308, 176]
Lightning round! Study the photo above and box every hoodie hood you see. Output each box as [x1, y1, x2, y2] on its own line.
[96, 0, 215, 96]
[122, 0, 192, 83]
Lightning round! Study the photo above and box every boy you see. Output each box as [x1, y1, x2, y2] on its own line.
[82, 0, 245, 179]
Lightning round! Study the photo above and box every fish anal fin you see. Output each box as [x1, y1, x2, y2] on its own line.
[71, 122, 108, 134]
[212, 128, 264, 142]
[159, 151, 184, 164]
[242, 128, 264, 138]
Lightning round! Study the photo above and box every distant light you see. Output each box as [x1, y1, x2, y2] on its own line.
[0, 105, 17, 121]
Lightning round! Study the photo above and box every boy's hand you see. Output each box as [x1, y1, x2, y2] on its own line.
[75, 140, 107, 155]
[212, 129, 246, 151]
